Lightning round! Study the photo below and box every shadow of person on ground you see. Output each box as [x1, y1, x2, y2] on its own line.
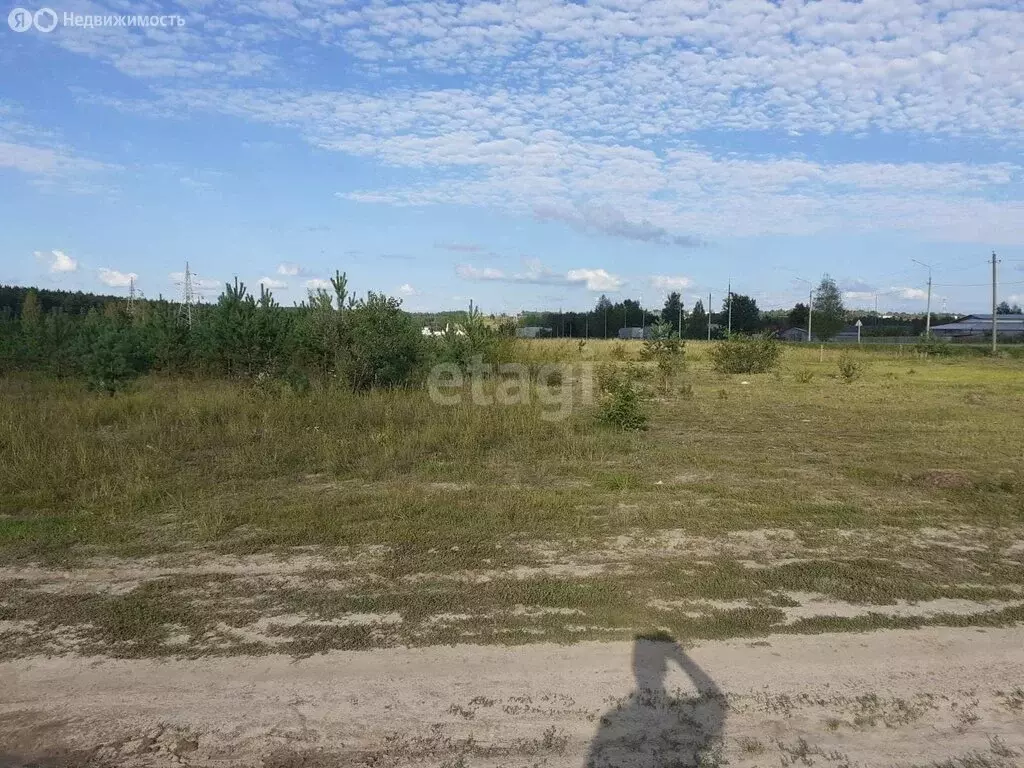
[586, 632, 726, 768]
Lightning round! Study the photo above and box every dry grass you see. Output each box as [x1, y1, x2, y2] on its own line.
[1, 340, 1023, 655]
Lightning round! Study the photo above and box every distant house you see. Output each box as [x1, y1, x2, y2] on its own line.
[516, 326, 552, 339]
[617, 326, 652, 340]
[778, 327, 812, 342]
[931, 314, 1024, 339]
[422, 324, 466, 337]
[835, 325, 862, 341]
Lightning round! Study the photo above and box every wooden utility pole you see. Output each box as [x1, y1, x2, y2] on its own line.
[807, 287, 813, 342]
[726, 278, 732, 335]
[707, 292, 712, 341]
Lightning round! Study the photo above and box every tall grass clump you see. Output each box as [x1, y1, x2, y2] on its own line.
[708, 333, 782, 374]
[836, 353, 864, 382]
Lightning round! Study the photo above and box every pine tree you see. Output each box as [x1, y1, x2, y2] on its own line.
[661, 292, 684, 336]
[686, 300, 708, 339]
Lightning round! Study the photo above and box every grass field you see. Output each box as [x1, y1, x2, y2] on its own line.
[1, 340, 1023, 658]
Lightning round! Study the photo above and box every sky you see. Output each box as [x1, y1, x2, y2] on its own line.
[2, 0, 1023, 316]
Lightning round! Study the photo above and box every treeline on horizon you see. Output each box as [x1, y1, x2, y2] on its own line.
[0, 274, 518, 393]
[1, 280, 961, 340]
[517, 290, 956, 340]
[0, 274, 984, 394]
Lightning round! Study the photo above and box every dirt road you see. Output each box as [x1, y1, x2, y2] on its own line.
[3, 626, 1023, 767]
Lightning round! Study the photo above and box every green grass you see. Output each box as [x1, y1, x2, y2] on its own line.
[1, 341, 1023, 655]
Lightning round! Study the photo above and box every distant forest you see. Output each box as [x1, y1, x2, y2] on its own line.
[1, 282, 958, 342]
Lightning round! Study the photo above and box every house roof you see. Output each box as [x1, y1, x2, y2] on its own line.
[932, 315, 1024, 331]
[959, 314, 1024, 321]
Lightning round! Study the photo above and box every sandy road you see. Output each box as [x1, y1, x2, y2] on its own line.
[3, 626, 1024, 767]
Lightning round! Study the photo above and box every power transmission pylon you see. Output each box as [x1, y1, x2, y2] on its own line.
[127, 275, 137, 316]
[177, 261, 195, 328]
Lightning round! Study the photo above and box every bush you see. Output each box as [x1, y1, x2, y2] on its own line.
[596, 365, 649, 431]
[428, 303, 513, 368]
[640, 321, 685, 391]
[794, 369, 815, 384]
[708, 333, 782, 374]
[913, 337, 953, 357]
[344, 292, 425, 391]
[836, 353, 863, 383]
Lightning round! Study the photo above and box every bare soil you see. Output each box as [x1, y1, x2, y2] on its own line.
[3, 626, 1024, 767]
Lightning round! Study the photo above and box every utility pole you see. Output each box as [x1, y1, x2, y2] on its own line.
[912, 259, 933, 337]
[678, 302, 682, 338]
[707, 291, 712, 341]
[992, 251, 999, 354]
[807, 287, 813, 342]
[726, 278, 733, 335]
[604, 304, 608, 338]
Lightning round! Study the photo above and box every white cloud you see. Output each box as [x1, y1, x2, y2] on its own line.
[277, 262, 304, 276]
[651, 275, 694, 292]
[34, 249, 78, 274]
[458, 260, 622, 291]
[51, 0, 1024, 247]
[398, 283, 418, 296]
[0, 142, 112, 177]
[843, 291, 876, 303]
[898, 287, 929, 301]
[143, 84, 1023, 245]
[305, 278, 332, 291]
[97, 268, 137, 287]
[536, 203, 704, 247]
[259, 276, 288, 289]
[0, 109, 117, 194]
[566, 268, 622, 292]
[456, 264, 505, 281]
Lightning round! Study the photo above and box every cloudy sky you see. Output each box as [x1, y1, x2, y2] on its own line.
[2, 0, 1023, 314]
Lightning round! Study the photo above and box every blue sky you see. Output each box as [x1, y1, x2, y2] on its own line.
[2, 0, 1023, 315]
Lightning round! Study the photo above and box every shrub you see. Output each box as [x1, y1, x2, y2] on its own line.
[913, 337, 953, 357]
[429, 303, 512, 368]
[344, 292, 425, 391]
[640, 321, 686, 391]
[596, 365, 649, 431]
[836, 353, 863, 383]
[794, 369, 815, 384]
[708, 333, 782, 374]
